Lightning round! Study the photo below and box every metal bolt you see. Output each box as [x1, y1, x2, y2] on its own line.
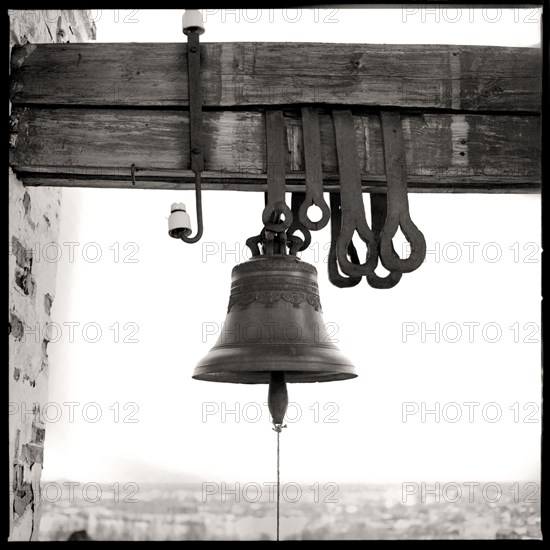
[192, 147, 201, 155]
[190, 46, 197, 53]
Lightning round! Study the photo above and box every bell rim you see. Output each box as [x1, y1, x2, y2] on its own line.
[193, 343, 358, 384]
[192, 369, 357, 384]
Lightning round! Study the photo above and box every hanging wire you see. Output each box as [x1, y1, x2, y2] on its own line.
[276, 429, 280, 542]
[268, 373, 287, 541]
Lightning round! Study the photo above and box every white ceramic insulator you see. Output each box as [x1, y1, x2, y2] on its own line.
[182, 10, 205, 34]
[169, 203, 192, 235]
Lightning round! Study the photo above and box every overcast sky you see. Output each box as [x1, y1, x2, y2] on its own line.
[41, 8, 541, 486]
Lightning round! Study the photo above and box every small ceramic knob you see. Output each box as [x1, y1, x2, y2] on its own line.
[182, 10, 205, 35]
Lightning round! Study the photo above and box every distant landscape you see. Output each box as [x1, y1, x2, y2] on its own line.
[39, 481, 541, 540]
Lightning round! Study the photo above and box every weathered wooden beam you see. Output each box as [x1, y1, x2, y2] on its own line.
[10, 107, 540, 192]
[15, 175, 539, 193]
[10, 43, 541, 112]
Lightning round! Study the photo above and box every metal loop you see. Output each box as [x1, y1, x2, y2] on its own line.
[298, 196, 331, 232]
[378, 111, 426, 273]
[379, 213, 426, 274]
[262, 200, 293, 233]
[246, 227, 292, 258]
[365, 193, 402, 289]
[335, 219, 377, 278]
[299, 107, 331, 231]
[332, 109, 377, 278]
[262, 229, 287, 256]
[328, 193, 361, 288]
[246, 234, 262, 257]
[287, 235, 304, 256]
[287, 193, 312, 252]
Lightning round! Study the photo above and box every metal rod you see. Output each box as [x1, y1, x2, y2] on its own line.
[180, 28, 204, 244]
[268, 372, 288, 541]
[277, 429, 280, 541]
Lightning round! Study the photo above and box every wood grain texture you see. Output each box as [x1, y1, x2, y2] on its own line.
[10, 107, 540, 192]
[10, 43, 541, 111]
[15, 175, 540, 193]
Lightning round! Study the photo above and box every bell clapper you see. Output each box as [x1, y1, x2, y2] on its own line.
[268, 371, 288, 430]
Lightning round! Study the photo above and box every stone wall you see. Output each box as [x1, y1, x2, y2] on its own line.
[9, 10, 96, 541]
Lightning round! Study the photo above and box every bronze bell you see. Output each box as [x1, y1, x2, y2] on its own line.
[193, 254, 357, 384]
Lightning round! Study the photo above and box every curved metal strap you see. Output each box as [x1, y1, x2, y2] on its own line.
[247, 227, 295, 257]
[332, 110, 377, 278]
[299, 107, 331, 231]
[328, 193, 361, 288]
[378, 111, 426, 272]
[287, 234, 304, 256]
[262, 110, 293, 233]
[180, 30, 204, 244]
[287, 193, 312, 252]
[246, 233, 263, 257]
[180, 173, 204, 244]
[365, 194, 402, 289]
[264, 229, 293, 256]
